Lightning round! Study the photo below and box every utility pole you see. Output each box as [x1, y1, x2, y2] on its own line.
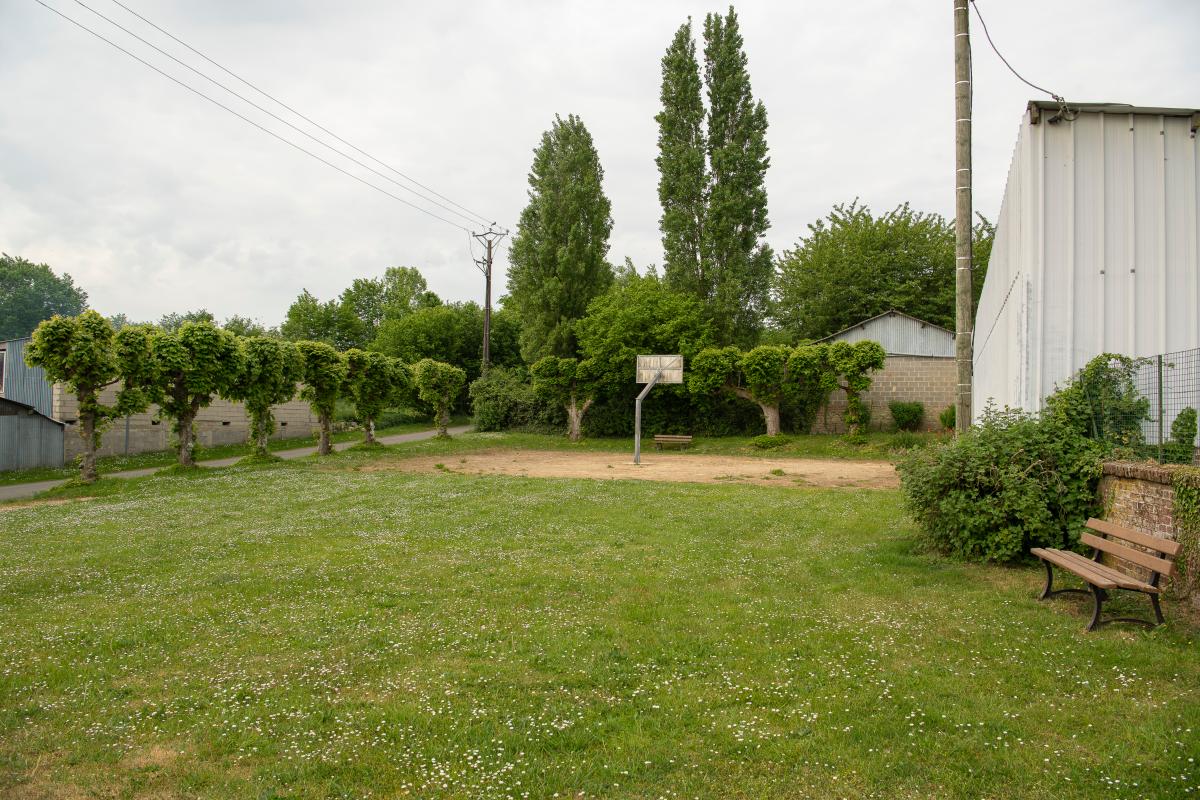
[953, 0, 974, 434]
[472, 225, 508, 374]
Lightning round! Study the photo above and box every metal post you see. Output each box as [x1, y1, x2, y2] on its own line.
[1158, 354, 1164, 462]
[633, 370, 662, 465]
[953, 0, 974, 433]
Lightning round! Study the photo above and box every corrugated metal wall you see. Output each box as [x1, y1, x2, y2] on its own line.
[826, 312, 955, 357]
[0, 399, 64, 470]
[0, 338, 55, 417]
[973, 104, 1200, 418]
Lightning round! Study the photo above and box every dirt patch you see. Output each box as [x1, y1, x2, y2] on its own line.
[0, 497, 95, 513]
[363, 449, 898, 489]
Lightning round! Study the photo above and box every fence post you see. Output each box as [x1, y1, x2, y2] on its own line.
[1157, 355, 1164, 462]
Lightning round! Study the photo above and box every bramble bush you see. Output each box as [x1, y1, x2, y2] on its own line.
[889, 401, 924, 432]
[897, 406, 1104, 562]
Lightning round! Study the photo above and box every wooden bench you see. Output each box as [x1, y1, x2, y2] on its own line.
[1032, 518, 1181, 631]
[653, 434, 693, 451]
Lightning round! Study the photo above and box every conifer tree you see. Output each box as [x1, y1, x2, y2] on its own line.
[507, 114, 614, 363]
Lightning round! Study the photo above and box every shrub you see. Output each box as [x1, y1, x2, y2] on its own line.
[469, 368, 541, 432]
[939, 404, 955, 431]
[889, 401, 924, 432]
[1164, 406, 1198, 464]
[413, 359, 466, 437]
[897, 406, 1104, 562]
[889, 431, 924, 451]
[1044, 353, 1149, 446]
[751, 433, 792, 449]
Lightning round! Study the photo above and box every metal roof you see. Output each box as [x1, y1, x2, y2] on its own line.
[816, 310, 954, 343]
[1028, 100, 1200, 130]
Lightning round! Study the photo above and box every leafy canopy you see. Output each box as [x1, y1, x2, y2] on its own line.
[774, 201, 994, 340]
[296, 340, 347, 420]
[1, 254, 88, 340]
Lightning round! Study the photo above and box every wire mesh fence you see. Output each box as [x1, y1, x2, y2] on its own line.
[1072, 347, 1200, 464]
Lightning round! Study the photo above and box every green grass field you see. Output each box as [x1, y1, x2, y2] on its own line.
[1, 445, 1197, 798]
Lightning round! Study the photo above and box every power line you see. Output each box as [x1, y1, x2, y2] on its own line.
[104, 0, 493, 227]
[969, 0, 1067, 105]
[33, 0, 471, 232]
[67, 0, 486, 228]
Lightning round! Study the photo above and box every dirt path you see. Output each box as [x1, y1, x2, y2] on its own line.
[365, 449, 899, 489]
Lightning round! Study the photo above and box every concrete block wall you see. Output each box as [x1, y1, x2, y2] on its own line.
[1098, 461, 1197, 607]
[53, 383, 318, 460]
[811, 355, 956, 434]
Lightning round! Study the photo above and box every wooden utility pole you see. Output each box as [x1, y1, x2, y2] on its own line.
[953, 0, 974, 433]
[472, 226, 507, 374]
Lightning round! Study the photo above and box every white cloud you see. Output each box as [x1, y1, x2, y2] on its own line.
[2, 0, 1196, 324]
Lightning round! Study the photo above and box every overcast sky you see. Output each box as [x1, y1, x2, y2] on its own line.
[2, 0, 1197, 327]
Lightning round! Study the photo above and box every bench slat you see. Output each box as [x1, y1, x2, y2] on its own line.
[1086, 518, 1182, 557]
[1080, 532, 1178, 578]
[1050, 549, 1160, 593]
[1031, 548, 1119, 589]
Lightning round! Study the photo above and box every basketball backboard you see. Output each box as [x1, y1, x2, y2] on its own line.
[636, 355, 683, 384]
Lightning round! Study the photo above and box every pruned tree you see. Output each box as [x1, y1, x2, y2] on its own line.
[412, 359, 466, 438]
[127, 321, 242, 467]
[688, 344, 793, 436]
[789, 341, 887, 436]
[507, 113, 614, 361]
[230, 337, 304, 457]
[296, 340, 346, 455]
[530, 356, 601, 442]
[24, 310, 148, 481]
[344, 349, 410, 444]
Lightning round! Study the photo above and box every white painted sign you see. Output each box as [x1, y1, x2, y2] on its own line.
[636, 355, 683, 384]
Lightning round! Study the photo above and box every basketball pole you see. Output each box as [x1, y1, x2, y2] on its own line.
[633, 369, 663, 465]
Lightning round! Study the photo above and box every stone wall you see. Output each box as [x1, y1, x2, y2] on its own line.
[1098, 461, 1197, 607]
[811, 355, 955, 434]
[53, 383, 319, 460]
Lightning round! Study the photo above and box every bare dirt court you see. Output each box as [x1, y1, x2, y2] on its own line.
[366, 449, 899, 489]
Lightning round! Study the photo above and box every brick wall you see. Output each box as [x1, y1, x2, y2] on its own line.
[54, 383, 319, 460]
[811, 355, 955, 433]
[1098, 461, 1197, 607]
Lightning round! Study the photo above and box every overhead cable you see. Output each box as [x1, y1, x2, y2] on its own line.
[69, 0, 486, 227]
[33, 0, 471, 231]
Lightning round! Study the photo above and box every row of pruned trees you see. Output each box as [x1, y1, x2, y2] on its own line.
[529, 340, 886, 442]
[25, 310, 466, 482]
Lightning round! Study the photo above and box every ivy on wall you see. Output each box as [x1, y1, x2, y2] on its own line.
[1173, 466, 1200, 600]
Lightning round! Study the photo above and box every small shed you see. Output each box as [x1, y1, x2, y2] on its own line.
[816, 310, 956, 357]
[0, 397, 65, 471]
[0, 337, 66, 470]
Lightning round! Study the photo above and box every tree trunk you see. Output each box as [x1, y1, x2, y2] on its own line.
[253, 410, 271, 457]
[79, 409, 98, 483]
[318, 412, 333, 455]
[760, 403, 781, 436]
[436, 403, 449, 437]
[365, 417, 376, 445]
[566, 397, 593, 442]
[178, 407, 197, 466]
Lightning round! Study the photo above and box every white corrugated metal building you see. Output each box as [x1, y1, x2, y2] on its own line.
[973, 101, 1200, 419]
[817, 309, 955, 356]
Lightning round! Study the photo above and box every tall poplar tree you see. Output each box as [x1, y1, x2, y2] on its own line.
[656, 20, 707, 298]
[506, 114, 614, 363]
[656, 7, 772, 347]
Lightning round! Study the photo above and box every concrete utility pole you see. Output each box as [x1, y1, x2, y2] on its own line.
[472, 226, 508, 374]
[953, 0, 974, 434]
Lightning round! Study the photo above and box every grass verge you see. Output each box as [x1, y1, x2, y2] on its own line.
[0, 458, 1195, 798]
